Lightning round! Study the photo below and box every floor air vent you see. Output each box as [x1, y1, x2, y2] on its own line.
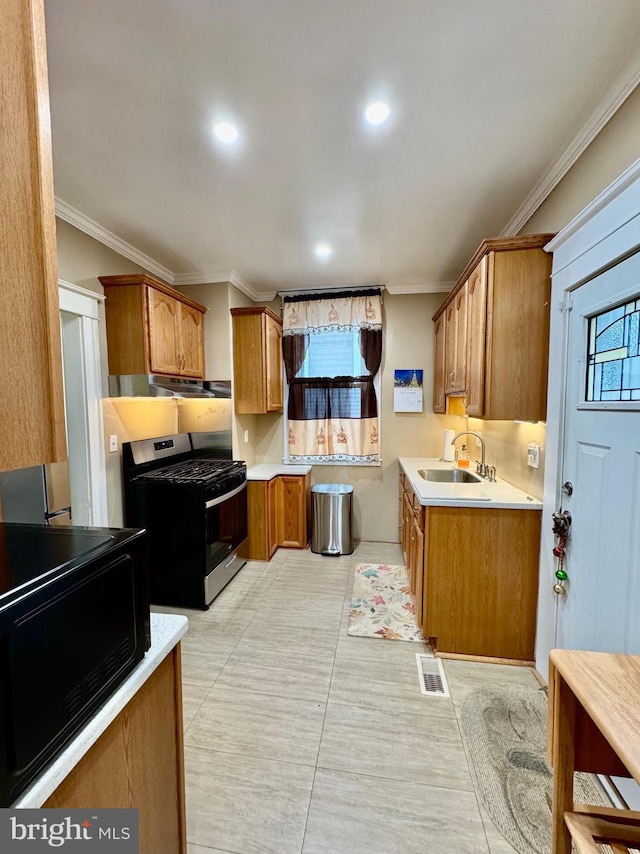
[415, 653, 450, 697]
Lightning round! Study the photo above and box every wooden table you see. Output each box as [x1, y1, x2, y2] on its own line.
[548, 649, 640, 853]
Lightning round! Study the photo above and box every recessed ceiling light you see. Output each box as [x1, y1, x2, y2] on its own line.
[314, 243, 333, 259]
[364, 101, 391, 125]
[213, 122, 239, 144]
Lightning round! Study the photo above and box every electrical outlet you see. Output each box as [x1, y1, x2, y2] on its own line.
[109, 434, 118, 453]
[474, 431, 482, 448]
[527, 442, 540, 469]
[244, 429, 249, 444]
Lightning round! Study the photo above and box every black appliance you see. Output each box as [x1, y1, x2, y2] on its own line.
[0, 523, 150, 806]
[122, 432, 248, 610]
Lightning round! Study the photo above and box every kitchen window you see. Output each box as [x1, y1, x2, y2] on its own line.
[282, 289, 382, 464]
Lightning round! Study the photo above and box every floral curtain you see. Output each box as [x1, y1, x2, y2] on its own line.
[283, 289, 382, 464]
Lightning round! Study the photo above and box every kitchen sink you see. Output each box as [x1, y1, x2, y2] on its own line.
[418, 468, 482, 483]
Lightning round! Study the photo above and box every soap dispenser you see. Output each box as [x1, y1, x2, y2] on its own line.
[457, 443, 469, 468]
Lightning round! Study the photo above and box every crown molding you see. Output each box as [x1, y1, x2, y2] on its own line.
[54, 198, 175, 283]
[385, 281, 453, 295]
[501, 63, 640, 236]
[58, 278, 105, 302]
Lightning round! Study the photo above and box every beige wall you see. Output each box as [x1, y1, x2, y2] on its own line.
[523, 85, 640, 235]
[56, 218, 146, 292]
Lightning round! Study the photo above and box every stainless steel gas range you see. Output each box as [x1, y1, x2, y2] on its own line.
[122, 432, 247, 609]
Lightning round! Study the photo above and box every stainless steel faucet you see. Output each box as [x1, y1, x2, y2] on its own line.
[451, 431, 491, 479]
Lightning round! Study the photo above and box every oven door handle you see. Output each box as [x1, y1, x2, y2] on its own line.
[205, 481, 247, 509]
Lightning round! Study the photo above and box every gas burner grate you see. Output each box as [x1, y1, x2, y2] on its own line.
[136, 458, 240, 486]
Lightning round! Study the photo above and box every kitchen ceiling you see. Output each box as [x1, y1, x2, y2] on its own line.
[45, 0, 640, 299]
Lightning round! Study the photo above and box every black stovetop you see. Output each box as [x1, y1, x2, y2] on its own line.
[134, 457, 244, 487]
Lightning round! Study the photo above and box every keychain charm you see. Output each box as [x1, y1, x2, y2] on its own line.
[552, 510, 571, 595]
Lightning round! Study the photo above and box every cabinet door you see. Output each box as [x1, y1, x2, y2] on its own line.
[179, 303, 205, 378]
[401, 490, 412, 568]
[265, 314, 283, 412]
[267, 477, 279, 558]
[432, 314, 446, 413]
[411, 512, 424, 628]
[44, 649, 186, 854]
[276, 476, 307, 548]
[147, 289, 181, 375]
[465, 257, 488, 417]
[444, 284, 467, 395]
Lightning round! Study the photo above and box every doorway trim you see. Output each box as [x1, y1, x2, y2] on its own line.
[536, 157, 640, 674]
[58, 280, 108, 526]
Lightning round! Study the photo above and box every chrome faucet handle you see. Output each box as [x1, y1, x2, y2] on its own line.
[486, 465, 496, 482]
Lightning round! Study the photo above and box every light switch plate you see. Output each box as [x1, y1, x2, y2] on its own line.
[527, 442, 540, 469]
[109, 434, 118, 453]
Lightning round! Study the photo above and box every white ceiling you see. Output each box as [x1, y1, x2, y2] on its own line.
[45, 0, 640, 299]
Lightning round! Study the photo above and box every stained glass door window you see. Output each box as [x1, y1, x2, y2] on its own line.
[586, 297, 640, 401]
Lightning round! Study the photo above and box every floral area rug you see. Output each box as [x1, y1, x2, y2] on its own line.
[347, 563, 423, 641]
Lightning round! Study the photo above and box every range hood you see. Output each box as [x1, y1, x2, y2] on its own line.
[108, 376, 231, 399]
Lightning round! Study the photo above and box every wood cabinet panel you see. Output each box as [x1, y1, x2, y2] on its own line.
[432, 314, 446, 413]
[276, 475, 307, 548]
[424, 505, 541, 660]
[433, 234, 554, 421]
[267, 477, 279, 557]
[100, 274, 207, 379]
[444, 284, 467, 395]
[148, 289, 181, 375]
[265, 315, 283, 412]
[411, 513, 425, 628]
[231, 307, 283, 414]
[399, 471, 540, 661]
[465, 257, 488, 417]
[247, 474, 309, 560]
[44, 648, 186, 854]
[484, 248, 552, 420]
[179, 303, 205, 377]
[0, 0, 66, 472]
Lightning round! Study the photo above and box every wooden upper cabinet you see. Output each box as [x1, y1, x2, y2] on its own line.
[265, 314, 284, 411]
[432, 314, 446, 413]
[444, 282, 467, 395]
[179, 303, 205, 378]
[465, 256, 488, 417]
[148, 288, 181, 375]
[231, 306, 283, 414]
[433, 234, 554, 421]
[99, 274, 207, 379]
[0, 0, 67, 473]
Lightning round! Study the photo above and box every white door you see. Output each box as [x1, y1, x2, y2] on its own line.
[556, 251, 640, 654]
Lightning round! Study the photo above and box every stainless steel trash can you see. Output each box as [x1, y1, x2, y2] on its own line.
[311, 484, 354, 555]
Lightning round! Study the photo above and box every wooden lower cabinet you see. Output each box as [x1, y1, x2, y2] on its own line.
[247, 474, 310, 560]
[44, 647, 186, 854]
[425, 506, 541, 661]
[399, 473, 541, 661]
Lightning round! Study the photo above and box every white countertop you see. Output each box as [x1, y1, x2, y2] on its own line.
[246, 463, 312, 480]
[399, 458, 542, 510]
[14, 613, 188, 808]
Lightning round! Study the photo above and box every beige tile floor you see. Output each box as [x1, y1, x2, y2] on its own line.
[156, 541, 540, 854]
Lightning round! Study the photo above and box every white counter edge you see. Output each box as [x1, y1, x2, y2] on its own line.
[246, 464, 312, 481]
[14, 612, 188, 808]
